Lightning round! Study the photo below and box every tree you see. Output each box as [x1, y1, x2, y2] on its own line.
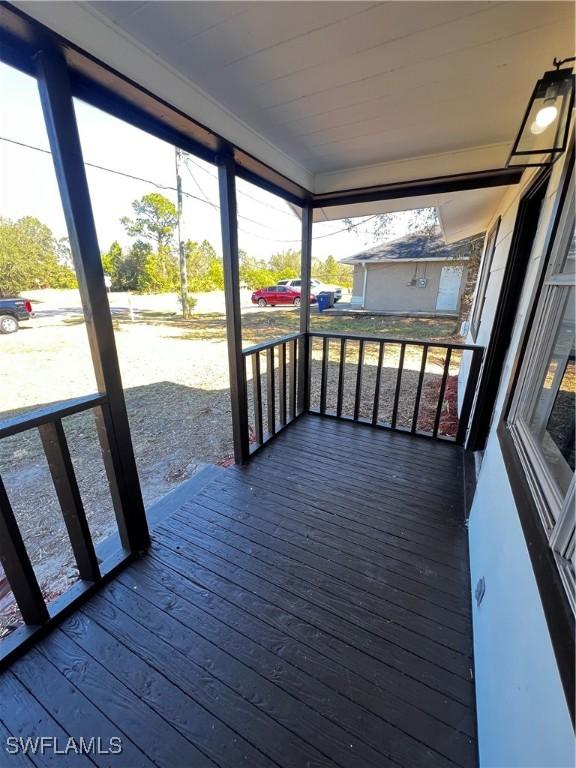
[101, 241, 123, 287]
[118, 240, 153, 291]
[136, 249, 179, 294]
[311, 254, 353, 289]
[239, 251, 275, 290]
[0, 216, 77, 296]
[186, 239, 223, 291]
[121, 192, 179, 288]
[120, 193, 178, 251]
[269, 249, 301, 278]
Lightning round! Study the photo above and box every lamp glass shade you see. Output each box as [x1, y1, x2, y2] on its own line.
[507, 69, 574, 167]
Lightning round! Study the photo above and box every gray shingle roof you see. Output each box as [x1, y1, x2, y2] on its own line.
[340, 230, 477, 264]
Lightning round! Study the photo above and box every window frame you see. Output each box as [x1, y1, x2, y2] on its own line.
[497, 146, 575, 725]
[506, 164, 575, 611]
[470, 216, 501, 341]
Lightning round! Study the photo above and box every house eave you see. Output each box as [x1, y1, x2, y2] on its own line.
[342, 256, 471, 266]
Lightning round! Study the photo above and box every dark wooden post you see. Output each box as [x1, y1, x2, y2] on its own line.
[0, 475, 49, 626]
[35, 46, 149, 553]
[298, 202, 313, 413]
[218, 143, 250, 464]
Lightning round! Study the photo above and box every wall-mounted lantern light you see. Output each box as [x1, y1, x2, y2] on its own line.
[507, 57, 575, 167]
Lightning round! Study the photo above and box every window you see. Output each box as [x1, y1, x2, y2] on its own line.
[508, 164, 575, 610]
[470, 217, 500, 340]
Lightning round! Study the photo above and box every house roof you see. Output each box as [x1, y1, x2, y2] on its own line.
[340, 230, 481, 265]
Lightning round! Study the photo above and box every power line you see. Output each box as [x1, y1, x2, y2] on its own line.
[185, 154, 297, 219]
[1, 135, 296, 241]
[0, 134, 380, 244]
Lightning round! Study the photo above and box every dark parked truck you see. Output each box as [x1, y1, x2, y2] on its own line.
[0, 297, 33, 333]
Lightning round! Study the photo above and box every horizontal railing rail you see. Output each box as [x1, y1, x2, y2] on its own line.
[0, 393, 107, 439]
[242, 332, 305, 454]
[0, 393, 138, 665]
[310, 330, 483, 352]
[307, 332, 484, 446]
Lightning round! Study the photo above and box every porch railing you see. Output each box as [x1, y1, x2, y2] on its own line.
[241, 331, 483, 450]
[308, 332, 483, 445]
[0, 393, 140, 665]
[242, 332, 306, 454]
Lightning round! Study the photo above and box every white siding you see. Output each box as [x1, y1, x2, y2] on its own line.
[469, 432, 574, 768]
[465, 148, 575, 766]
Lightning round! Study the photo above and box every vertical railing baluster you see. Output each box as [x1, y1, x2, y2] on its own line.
[279, 343, 287, 427]
[252, 353, 263, 446]
[391, 343, 406, 430]
[354, 340, 365, 421]
[267, 346, 276, 436]
[411, 343, 429, 434]
[372, 342, 385, 426]
[38, 419, 100, 582]
[456, 347, 484, 446]
[306, 336, 313, 413]
[320, 337, 329, 414]
[289, 338, 297, 420]
[0, 475, 49, 626]
[337, 337, 346, 417]
[433, 347, 452, 438]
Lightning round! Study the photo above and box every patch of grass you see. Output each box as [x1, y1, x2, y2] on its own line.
[95, 304, 460, 347]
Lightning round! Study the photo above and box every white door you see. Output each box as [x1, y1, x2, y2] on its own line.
[436, 266, 463, 311]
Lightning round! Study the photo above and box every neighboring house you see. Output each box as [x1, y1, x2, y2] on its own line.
[341, 231, 476, 314]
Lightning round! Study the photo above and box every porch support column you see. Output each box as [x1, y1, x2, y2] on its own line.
[218, 143, 250, 464]
[298, 201, 313, 413]
[35, 45, 149, 553]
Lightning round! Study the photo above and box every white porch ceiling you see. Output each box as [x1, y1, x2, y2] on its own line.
[16, 1, 575, 193]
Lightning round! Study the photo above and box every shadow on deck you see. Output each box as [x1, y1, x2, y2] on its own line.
[0, 415, 477, 768]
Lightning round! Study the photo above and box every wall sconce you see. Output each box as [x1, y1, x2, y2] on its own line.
[507, 57, 575, 167]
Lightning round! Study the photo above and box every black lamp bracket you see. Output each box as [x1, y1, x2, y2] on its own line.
[553, 56, 576, 70]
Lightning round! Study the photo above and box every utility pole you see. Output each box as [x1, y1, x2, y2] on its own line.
[175, 147, 189, 318]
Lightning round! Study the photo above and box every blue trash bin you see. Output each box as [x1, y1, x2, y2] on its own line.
[317, 292, 330, 312]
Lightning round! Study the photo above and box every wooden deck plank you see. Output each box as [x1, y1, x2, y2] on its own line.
[10, 647, 156, 768]
[118, 557, 476, 766]
[0, 671, 93, 768]
[84, 585, 391, 768]
[169, 502, 470, 656]
[0, 415, 476, 768]
[200, 480, 469, 581]
[156, 522, 473, 702]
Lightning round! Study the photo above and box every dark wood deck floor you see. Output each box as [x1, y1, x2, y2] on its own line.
[0, 415, 476, 768]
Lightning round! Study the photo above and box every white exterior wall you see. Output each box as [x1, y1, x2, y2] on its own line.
[465, 150, 575, 767]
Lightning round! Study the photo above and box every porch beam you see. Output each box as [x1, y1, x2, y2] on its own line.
[298, 202, 313, 413]
[218, 142, 250, 464]
[35, 44, 149, 553]
[313, 168, 523, 209]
